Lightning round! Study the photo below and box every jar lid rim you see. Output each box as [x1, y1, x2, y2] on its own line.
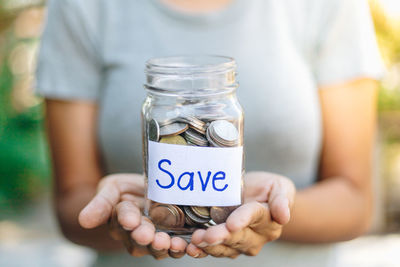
[145, 55, 236, 74]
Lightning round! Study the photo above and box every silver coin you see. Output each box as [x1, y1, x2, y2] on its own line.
[179, 116, 207, 134]
[183, 206, 210, 224]
[158, 118, 179, 127]
[208, 120, 239, 146]
[198, 114, 233, 122]
[206, 126, 222, 147]
[211, 120, 239, 142]
[148, 119, 160, 141]
[160, 122, 189, 137]
[185, 214, 198, 226]
[190, 125, 207, 135]
[204, 220, 217, 228]
[186, 141, 197, 146]
[184, 129, 208, 146]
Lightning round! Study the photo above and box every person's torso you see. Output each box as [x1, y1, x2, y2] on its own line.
[86, 0, 336, 266]
[97, 0, 322, 190]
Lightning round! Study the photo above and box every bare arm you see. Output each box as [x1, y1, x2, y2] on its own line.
[46, 99, 122, 251]
[281, 78, 377, 242]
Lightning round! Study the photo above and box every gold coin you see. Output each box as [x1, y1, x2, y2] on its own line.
[191, 206, 210, 219]
[160, 135, 187, 145]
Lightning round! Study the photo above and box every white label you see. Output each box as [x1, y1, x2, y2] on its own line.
[147, 141, 243, 206]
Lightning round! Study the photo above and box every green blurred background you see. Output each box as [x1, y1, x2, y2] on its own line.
[0, 0, 49, 214]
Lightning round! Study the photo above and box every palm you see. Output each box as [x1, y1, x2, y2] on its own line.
[187, 171, 296, 258]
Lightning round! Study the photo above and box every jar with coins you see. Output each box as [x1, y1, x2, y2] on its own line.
[142, 55, 244, 238]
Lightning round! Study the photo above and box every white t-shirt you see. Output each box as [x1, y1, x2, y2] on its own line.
[36, 0, 384, 266]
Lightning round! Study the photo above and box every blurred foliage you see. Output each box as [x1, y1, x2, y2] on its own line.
[0, 0, 49, 212]
[370, 0, 400, 111]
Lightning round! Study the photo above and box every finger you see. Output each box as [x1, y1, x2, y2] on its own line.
[148, 246, 169, 260]
[269, 194, 290, 225]
[191, 228, 239, 258]
[200, 224, 230, 247]
[120, 194, 145, 210]
[116, 200, 141, 231]
[129, 244, 149, 257]
[78, 174, 144, 229]
[268, 178, 295, 225]
[168, 249, 186, 259]
[108, 207, 125, 240]
[149, 232, 171, 260]
[201, 244, 240, 258]
[131, 216, 155, 246]
[151, 231, 171, 251]
[122, 234, 150, 257]
[169, 237, 188, 258]
[106, 174, 145, 196]
[186, 243, 208, 258]
[223, 227, 266, 256]
[190, 229, 207, 247]
[225, 202, 270, 232]
[170, 236, 187, 251]
[200, 219, 268, 256]
[187, 230, 207, 258]
[79, 182, 120, 229]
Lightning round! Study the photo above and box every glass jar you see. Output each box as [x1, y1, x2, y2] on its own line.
[142, 55, 244, 238]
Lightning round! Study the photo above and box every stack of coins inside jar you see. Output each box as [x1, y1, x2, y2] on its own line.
[146, 114, 241, 232]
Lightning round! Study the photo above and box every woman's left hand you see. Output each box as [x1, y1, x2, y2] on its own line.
[186, 171, 296, 258]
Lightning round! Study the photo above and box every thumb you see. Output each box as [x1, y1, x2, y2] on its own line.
[78, 184, 120, 229]
[269, 195, 290, 225]
[268, 178, 295, 225]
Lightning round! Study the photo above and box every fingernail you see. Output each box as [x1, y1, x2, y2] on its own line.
[193, 253, 200, 258]
[122, 226, 133, 231]
[197, 242, 208, 248]
[209, 240, 223, 246]
[152, 247, 163, 251]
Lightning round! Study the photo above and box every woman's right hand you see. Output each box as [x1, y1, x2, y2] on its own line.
[78, 174, 188, 259]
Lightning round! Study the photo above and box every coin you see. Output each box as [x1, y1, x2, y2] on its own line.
[207, 120, 239, 147]
[148, 119, 160, 141]
[171, 205, 186, 227]
[179, 116, 207, 135]
[186, 141, 197, 146]
[185, 214, 198, 227]
[183, 206, 210, 224]
[210, 206, 237, 224]
[160, 135, 188, 145]
[158, 119, 178, 127]
[147, 115, 242, 232]
[206, 127, 222, 147]
[160, 122, 189, 137]
[212, 120, 238, 142]
[149, 203, 185, 228]
[191, 206, 211, 219]
[204, 220, 217, 227]
[184, 129, 208, 146]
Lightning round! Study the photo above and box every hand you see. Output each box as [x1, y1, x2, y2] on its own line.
[186, 171, 296, 258]
[78, 174, 188, 259]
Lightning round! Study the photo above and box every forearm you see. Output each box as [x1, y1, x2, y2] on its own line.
[55, 184, 123, 251]
[280, 177, 372, 243]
